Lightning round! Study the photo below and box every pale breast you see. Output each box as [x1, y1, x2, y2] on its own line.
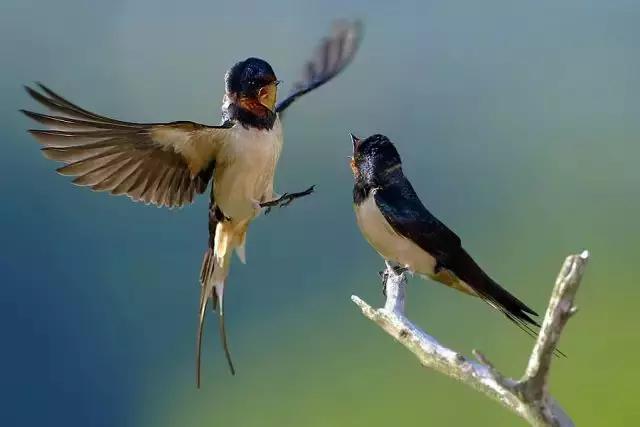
[355, 194, 437, 276]
[214, 120, 283, 220]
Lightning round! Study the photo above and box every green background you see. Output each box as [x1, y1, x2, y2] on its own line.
[2, 1, 639, 426]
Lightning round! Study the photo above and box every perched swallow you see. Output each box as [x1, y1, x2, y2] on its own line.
[350, 133, 545, 339]
[21, 21, 362, 387]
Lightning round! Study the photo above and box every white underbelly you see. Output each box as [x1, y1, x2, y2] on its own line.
[355, 194, 437, 276]
[214, 121, 283, 220]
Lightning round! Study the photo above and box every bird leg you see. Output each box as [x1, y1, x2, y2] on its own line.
[213, 205, 231, 222]
[261, 185, 315, 214]
[378, 269, 390, 297]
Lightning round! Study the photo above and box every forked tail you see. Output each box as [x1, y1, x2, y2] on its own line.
[196, 205, 237, 388]
[452, 249, 565, 357]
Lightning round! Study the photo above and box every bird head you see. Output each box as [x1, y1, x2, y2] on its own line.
[225, 58, 280, 112]
[350, 133, 402, 184]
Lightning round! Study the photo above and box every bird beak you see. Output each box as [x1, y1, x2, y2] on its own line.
[350, 133, 361, 152]
[349, 133, 361, 175]
[258, 82, 278, 111]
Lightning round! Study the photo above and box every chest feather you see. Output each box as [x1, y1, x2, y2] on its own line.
[355, 195, 438, 275]
[214, 120, 283, 217]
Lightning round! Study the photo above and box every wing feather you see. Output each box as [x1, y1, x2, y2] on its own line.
[276, 20, 362, 115]
[22, 84, 232, 208]
[112, 163, 146, 196]
[373, 183, 462, 265]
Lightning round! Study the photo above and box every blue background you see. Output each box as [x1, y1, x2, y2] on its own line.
[1, 1, 639, 425]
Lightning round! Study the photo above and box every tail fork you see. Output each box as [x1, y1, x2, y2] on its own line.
[216, 283, 236, 376]
[196, 240, 237, 388]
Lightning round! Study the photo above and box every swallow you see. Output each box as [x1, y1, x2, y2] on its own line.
[21, 20, 362, 387]
[350, 133, 547, 341]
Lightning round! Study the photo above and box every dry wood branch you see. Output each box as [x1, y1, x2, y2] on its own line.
[351, 251, 589, 427]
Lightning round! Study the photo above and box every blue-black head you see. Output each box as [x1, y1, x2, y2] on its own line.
[225, 58, 279, 111]
[350, 133, 402, 185]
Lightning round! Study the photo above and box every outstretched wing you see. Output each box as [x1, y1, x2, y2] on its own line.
[22, 83, 233, 208]
[275, 20, 362, 115]
[373, 182, 462, 266]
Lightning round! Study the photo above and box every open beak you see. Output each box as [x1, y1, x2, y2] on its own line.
[349, 133, 361, 175]
[258, 81, 278, 111]
[350, 133, 361, 152]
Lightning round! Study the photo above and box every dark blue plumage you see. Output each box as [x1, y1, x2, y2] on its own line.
[351, 134, 542, 338]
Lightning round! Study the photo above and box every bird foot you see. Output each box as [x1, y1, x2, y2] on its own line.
[378, 269, 389, 296]
[251, 199, 262, 211]
[391, 265, 409, 275]
[261, 185, 315, 214]
[379, 264, 409, 297]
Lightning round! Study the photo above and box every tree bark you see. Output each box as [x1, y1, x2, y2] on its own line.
[351, 251, 589, 427]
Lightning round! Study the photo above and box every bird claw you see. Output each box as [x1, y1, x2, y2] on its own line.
[391, 265, 409, 275]
[378, 269, 389, 296]
[260, 185, 315, 214]
[251, 199, 263, 211]
[379, 264, 409, 297]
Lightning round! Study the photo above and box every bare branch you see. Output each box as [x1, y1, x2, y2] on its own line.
[351, 251, 589, 426]
[521, 251, 589, 399]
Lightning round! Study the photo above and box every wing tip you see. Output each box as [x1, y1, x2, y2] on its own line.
[332, 18, 363, 34]
[23, 82, 58, 99]
[334, 19, 364, 50]
[23, 84, 40, 99]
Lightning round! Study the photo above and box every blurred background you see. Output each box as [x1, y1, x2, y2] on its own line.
[2, 0, 639, 425]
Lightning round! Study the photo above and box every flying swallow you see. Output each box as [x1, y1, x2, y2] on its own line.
[21, 20, 363, 387]
[349, 133, 547, 341]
